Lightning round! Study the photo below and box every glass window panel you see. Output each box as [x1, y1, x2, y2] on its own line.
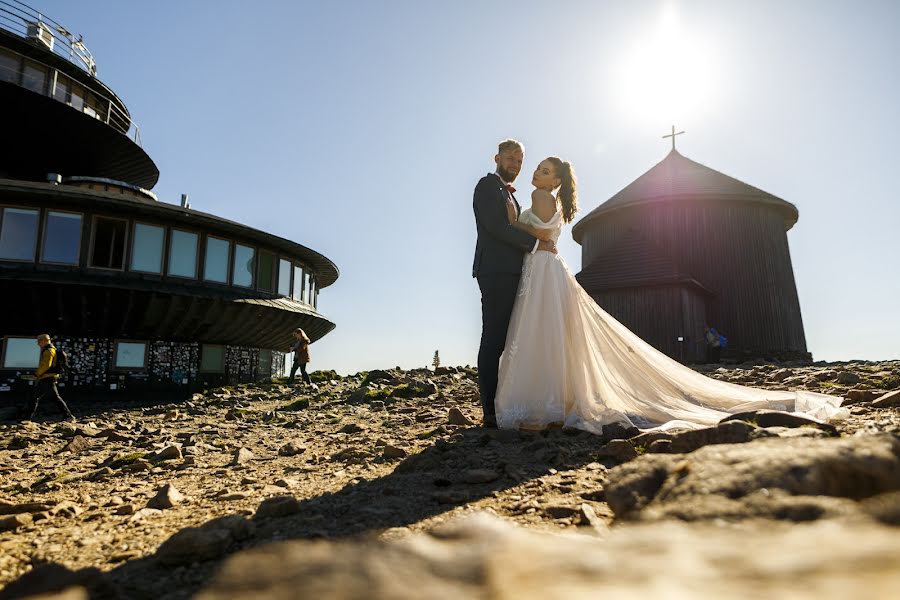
[168, 230, 198, 278]
[69, 82, 84, 110]
[131, 223, 164, 273]
[204, 237, 230, 283]
[0, 207, 39, 261]
[200, 345, 224, 372]
[233, 244, 254, 288]
[257, 251, 275, 292]
[258, 350, 272, 378]
[115, 342, 146, 368]
[53, 73, 69, 102]
[22, 61, 46, 93]
[3, 338, 40, 368]
[0, 50, 18, 84]
[292, 265, 303, 300]
[90, 217, 127, 269]
[42, 211, 81, 264]
[301, 268, 307, 303]
[278, 259, 291, 296]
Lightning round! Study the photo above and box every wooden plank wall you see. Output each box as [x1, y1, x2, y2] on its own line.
[579, 199, 807, 356]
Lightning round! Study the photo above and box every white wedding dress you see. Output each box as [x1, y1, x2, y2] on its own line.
[494, 208, 848, 433]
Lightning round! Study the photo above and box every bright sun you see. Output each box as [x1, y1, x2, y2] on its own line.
[613, 4, 718, 124]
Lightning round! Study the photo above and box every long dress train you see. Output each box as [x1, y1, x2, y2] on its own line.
[494, 208, 848, 433]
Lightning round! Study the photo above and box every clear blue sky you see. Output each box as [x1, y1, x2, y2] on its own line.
[36, 0, 900, 372]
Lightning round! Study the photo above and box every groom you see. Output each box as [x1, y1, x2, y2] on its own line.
[473, 139, 556, 427]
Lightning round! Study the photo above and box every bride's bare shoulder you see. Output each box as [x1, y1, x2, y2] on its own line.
[531, 189, 557, 220]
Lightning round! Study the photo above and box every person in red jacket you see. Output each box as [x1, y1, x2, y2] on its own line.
[23, 334, 75, 422]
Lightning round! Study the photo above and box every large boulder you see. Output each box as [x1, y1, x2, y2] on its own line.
[195, 513, 900, 600]
[605, 434, 900, 521]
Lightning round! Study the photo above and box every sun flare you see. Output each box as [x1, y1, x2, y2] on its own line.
[613, 4, 718, 123]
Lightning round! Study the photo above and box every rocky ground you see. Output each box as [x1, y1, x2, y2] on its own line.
[0, 361, 898, 599]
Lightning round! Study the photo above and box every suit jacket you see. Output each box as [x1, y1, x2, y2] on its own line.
[472, 173, 537, 277]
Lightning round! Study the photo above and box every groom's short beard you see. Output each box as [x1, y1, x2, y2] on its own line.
[497, 166, 518, 183]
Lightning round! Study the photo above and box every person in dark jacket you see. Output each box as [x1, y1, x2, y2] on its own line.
[288, 328, 312, 384]
[23, 334, 75, 422]
[472, 139, 556, 427]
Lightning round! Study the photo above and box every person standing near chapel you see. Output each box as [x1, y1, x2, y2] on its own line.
[472, 139, 556, 427]
[288, 328, 312, 385]
[23, 334, 75, 422]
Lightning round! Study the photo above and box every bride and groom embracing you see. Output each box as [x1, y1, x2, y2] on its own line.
[473, 139, 847, 433]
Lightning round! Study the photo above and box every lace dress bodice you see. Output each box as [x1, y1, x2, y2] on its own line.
[519, 208, 562, 244]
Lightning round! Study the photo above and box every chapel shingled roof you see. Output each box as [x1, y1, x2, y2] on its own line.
[571, 149, 799, 243]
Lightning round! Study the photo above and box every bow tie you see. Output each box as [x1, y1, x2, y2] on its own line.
[505, 184, 516, 194]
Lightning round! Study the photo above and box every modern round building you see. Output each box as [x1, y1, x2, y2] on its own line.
[0, 4, 338, 396]
[573, 147, 808, 363]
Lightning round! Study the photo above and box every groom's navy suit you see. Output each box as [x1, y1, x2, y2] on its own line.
[473, 173, 538, 422]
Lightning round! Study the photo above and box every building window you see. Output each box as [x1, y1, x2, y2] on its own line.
[53, 72, 69, 103]
[90, 216, 128, 270]
[69, 82, 85, 111]
[233, 244, 255, 288]
[258, 350, 272, 379]
[309, 275, 316, 309]
[168, 230, 198, 278]
[2, 337, 40, 369]
[0, 49, 19, 84]
[257, 250, 276, 293]
[278, 259, 292, 297]
[292, 265, 303, 301]
[113, 341, 147, 369]
[131, 223, 164, 273]
[301, 267, 308, 303]
[22, 61, 46, 94]
[0, 207, 39, 261]
[200, 344, 225, 372]
[41, 211, 82, 265]
[204, 236, 230, 283]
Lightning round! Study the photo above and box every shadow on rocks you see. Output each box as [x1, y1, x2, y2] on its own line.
[9, 425, 620, 599]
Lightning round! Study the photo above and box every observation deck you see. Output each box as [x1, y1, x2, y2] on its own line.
[0, 1, 159, 188]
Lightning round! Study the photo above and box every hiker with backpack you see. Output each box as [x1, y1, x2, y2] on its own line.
[22, 334, 75, 422]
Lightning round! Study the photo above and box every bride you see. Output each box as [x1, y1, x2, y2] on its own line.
[494, 157, 848, 433]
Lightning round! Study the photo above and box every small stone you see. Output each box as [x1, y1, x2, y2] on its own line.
[218, 492, 251, 501]
[278, 442, 306, 456]
[116, 504, 136, 516]
[129, 508, 162, 522]
[447, 408, 474, 427]
[544, 505, 580, 519]
[0, 513, 32, 532]
[382, 444, 407, 459]
[872, 390, 900, 409]
[274, 478, 298, 488]
[255, 495, 301, 519]
[148, 483, 185, 510]
[155, 527, 233, 566]
[836, 371, 861, 385]
[579, 503, 608, 532]
[151, 445, 183, 462]
[647, 439, 673, 453]
[232, 447, 255, 466]
[60, 435, 92, 454]
[51, 501, 83, 518]
[842, 389, 883, 405]
[339, 423, 366, 434]
[596, 439, 639, 461]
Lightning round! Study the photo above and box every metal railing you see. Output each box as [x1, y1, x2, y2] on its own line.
[0, 0, 95, 74]
[0, 0, 142, 146]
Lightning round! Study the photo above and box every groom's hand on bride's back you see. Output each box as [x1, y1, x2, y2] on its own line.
[537, 240, 557, 254]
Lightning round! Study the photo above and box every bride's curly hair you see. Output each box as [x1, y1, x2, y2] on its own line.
[545, 157, 578, 223]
